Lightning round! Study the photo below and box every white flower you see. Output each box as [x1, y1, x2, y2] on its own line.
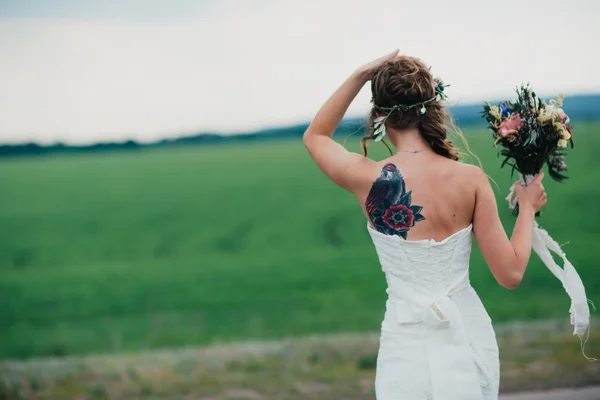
[538, 108, 552, 123]
[487, 104, 502, 121]
[557, 138, 568, 148]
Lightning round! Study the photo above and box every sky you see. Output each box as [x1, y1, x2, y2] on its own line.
[1, 0, 599, 145]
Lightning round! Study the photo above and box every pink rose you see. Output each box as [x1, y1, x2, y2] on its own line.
[558, 108, 567, 121]
[498, 115, 523, 137]
[557, 108, 569, 124]
[548, 106, 569, 124]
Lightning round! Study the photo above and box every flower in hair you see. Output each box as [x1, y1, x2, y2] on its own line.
[433, 78, 449, 101]
[371, 77, 450, 142]
[373, 116, 387, 142]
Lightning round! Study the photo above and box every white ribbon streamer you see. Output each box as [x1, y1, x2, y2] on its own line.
[507, 174, 596, 361]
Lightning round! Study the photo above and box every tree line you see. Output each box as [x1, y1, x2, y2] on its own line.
[1, 94, 598, 158]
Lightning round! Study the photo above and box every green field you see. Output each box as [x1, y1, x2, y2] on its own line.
[1, 123, 599, 360]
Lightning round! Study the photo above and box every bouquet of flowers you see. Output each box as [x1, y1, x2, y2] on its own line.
[481, 86, 595, 361]
[482, 85, 573, 215]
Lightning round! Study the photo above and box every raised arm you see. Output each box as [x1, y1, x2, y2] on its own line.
[302, 50, 398, 194]
[472, 169, 547, 290]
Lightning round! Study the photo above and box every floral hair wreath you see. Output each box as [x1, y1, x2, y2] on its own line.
[370, 77, 449, 142]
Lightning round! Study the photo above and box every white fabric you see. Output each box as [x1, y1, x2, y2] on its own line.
[506, 175, 591, 339]
[367, 223, 499, 400]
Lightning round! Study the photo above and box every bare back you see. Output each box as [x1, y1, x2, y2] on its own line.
[302, 54, 545, 290]
[354, 152, 479, 243]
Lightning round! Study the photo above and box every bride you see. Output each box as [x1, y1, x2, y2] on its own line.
[302, 50, 547, 400]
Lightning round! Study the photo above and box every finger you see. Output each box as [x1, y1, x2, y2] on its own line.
[513, 181, 523, 193]
[388, 49, 400, 58]
[532, 172, 545, 184]
[379, 49, 399, 63]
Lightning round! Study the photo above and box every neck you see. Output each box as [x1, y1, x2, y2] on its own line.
[387, 127, 431, 153]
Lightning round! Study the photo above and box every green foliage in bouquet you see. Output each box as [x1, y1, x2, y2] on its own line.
[481, 84, 574, 182]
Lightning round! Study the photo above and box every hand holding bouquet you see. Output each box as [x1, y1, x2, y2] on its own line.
[481, 86, 595, 361]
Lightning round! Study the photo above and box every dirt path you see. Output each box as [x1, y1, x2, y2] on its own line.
[501, 386, 600, 400]
[1, 322, 598, 400]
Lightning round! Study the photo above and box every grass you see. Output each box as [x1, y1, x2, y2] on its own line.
[0, 122, 599, 360]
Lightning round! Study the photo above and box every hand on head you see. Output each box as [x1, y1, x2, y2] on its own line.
[356, 49, 400, 81]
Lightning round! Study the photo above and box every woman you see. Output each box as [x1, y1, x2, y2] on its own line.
[302, 50, 547, 400]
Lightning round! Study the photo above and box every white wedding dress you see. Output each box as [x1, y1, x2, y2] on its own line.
[367, 222, 500, 400]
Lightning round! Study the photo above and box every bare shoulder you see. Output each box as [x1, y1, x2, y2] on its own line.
[453, 160, 484, 175]
[343, 153, 383, 195]
[433, 160, 489, 203]
[351, 154, 381, 181]
[450, 161, 488, 185]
